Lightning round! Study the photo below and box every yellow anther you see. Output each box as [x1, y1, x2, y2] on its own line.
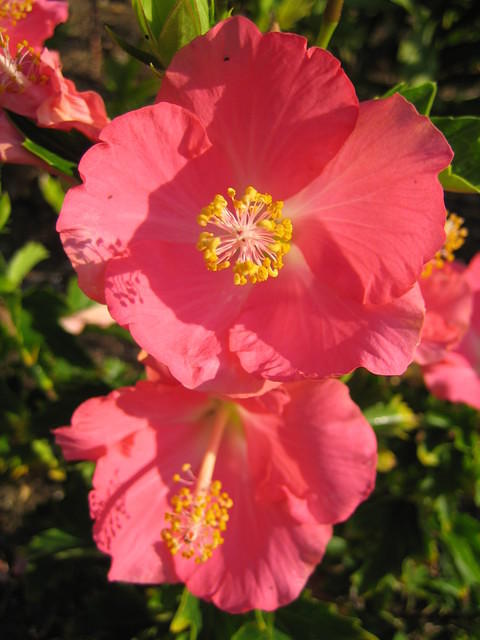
[0, 1, 34, 24]
[196, 185, 292, 285]
[161, 463, 233, 564]
[422, 212, 468, 277]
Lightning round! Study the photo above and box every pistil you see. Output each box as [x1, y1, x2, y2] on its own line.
[161, 405, 233, 563]
[197, 186, 292, 285]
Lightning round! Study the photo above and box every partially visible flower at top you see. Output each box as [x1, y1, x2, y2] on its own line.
[0, 0, 68, 50]
[421, 253, 480, 410]
[57, 16, 452, 391]
[54, 365, 376, 612]
[0, 0, 108, 166]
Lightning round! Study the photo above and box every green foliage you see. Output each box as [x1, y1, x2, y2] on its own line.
[132, 0, 211, 66]
[383, 81, 437, 116]
[433, 117, 480, 194]
[5, 110, 91, 177]
[170, 589, 203, 638]
[38, 175, 66, 214]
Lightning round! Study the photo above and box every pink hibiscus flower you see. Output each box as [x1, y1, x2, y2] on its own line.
[54, 373, 376, 612]
[57, 16, 452, 390]
[422, 253, 480, 410]
[0, 0, 108, 165]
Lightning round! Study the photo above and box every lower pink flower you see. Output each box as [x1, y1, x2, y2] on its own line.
[54, 375, 377, 612]
[421, 253, 480, 410]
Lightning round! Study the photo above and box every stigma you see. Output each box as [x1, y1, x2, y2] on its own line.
[422, 212, 468, 278]
[197, 186, 292, 285]
[0, 1, 34, 25]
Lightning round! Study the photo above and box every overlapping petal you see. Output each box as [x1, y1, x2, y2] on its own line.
[421, 253, 480, 409]
[58, 103, 221, 302]
[416, 263, 472, 365]
[159, 16, 359, 199]
[287, 95, 453, 305]
[230, 247, 425, 380]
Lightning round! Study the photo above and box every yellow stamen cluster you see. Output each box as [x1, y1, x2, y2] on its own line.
[197, 186, 292, 285]
[0, 1, 34, 25]
[0, 36, 43, 94]
[422, 212, 468, 277]
[161, 465, 233, 563]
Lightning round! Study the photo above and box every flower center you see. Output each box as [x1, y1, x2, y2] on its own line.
[161, 406, 233, 563]
[422, 212, 468, 278]
[0, 0, 33, 25]
[197, 186, 292, 285]
[0, 34, 43, 94]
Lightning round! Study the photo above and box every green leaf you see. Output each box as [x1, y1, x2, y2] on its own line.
[364, 395, 418, 437]
[6, 110, 91, 162]
[170, 588, 202, 639]
[0, 191, 11, 231]
[5, 242, 49, 289]
[133, 0, 210, 67]
[231, 623, 270, 640]
[278, 596, 379, 640]
[23, 139, 77, 177]
[104, 24, 162, 68]
[38, 175, 66, 214]
[276, 0, 314, 30]
[438, 165, 480, 194]
[383, 81, 437, 116]
[432, 116, 480, 194]
[28, 528, 85, 560]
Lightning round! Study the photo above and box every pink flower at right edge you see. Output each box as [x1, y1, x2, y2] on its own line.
[54, 373, 377, 613]
[57, 16, 453, 392]
[420, 253, 480, 410]
[0, 0, 108, 167]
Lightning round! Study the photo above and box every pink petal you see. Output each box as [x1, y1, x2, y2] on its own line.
[104, 240, 248, 389]
[57, 102, 219, 302]
[159, 16, 358, 199]
[466, 253, 480, 293]
[230, 247, 425, 379]
[0, 110, 46, 167]
[34, 49, 108, 140]
[416, 263, 473, 365]
[55, 382, 209, 583]
[287, 95, 453, 305]
[240, 380, 377, 524]
[423, 351, 480, 410]
[1, 0, 68, 50]
[54, 381, 206, 460]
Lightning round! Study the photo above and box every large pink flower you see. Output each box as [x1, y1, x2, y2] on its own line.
[57, 16, 452, 390]
[0, 0, 108, 162]
[422, 253, 480, 410]
[54, 374, 376, 613]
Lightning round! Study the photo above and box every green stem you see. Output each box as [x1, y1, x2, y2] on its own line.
[317, 0, 344, 49]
